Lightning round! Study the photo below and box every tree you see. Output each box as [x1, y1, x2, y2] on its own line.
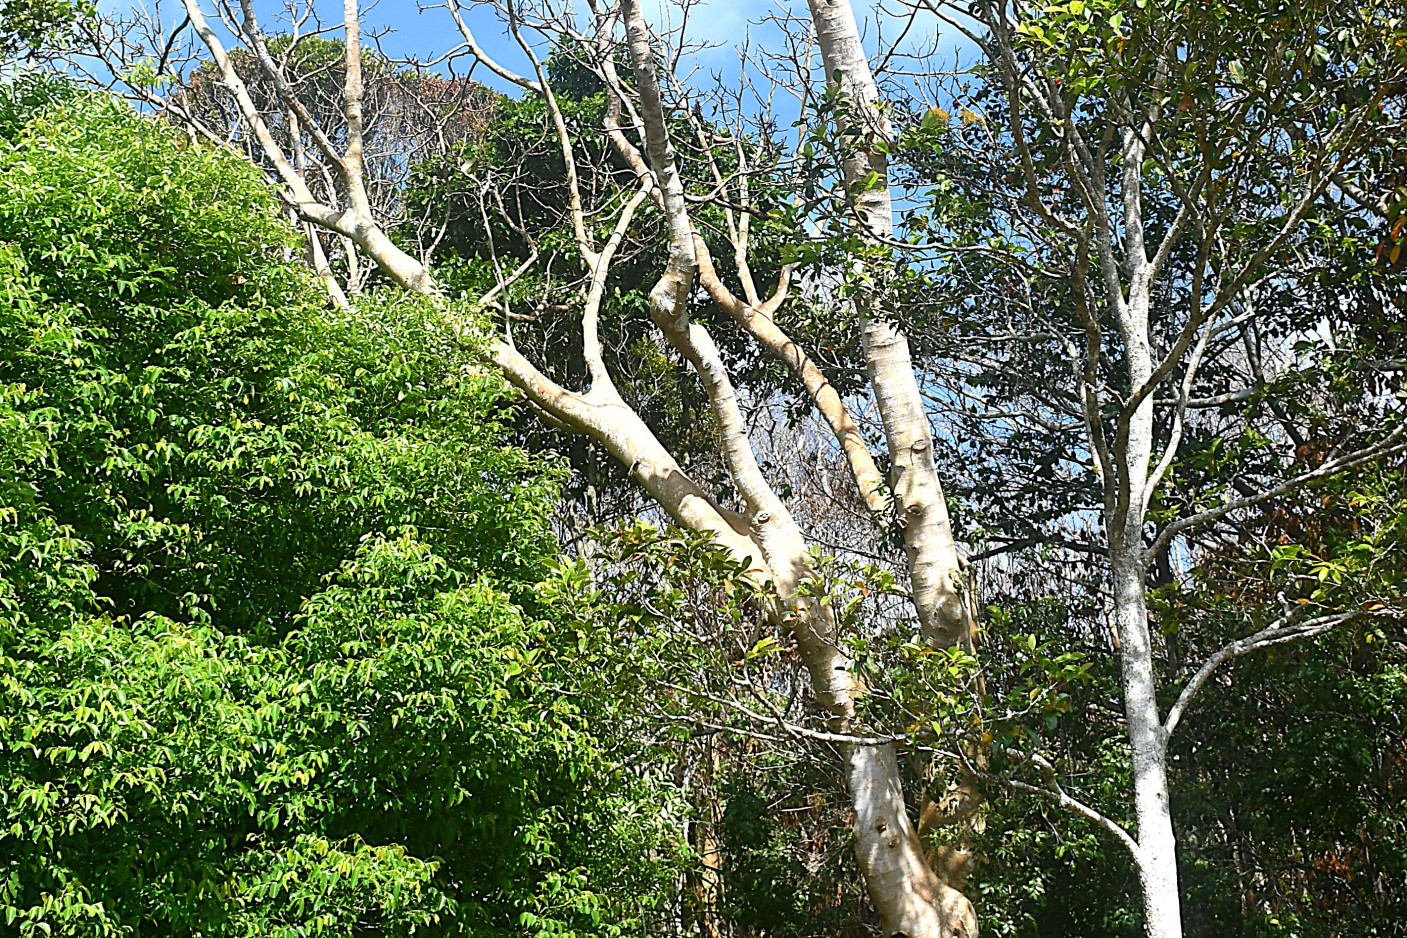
[0, 80, 679, 937]
[84, 1, 982, 933]
[855, 1, 1407, 935]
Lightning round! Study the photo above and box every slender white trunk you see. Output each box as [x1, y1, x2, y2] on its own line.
[1139, 848, 1183, 938]
[1110, 295, 1183, 938]
[1110, 542, 1182, 938]
[806, 0, 971, 651]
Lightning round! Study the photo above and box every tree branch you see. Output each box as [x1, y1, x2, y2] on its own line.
[1163, 609, 1373, 740]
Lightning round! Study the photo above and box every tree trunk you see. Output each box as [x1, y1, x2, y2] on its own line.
[1109, 292, 1183, 938]
[1110, 542, 1183, 938]
[804, 3, 979, 934]
[805, 0, 972, 652]
[846, 743, 977, 938]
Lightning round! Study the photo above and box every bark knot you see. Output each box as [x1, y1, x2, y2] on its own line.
[939, 595, 967, 625]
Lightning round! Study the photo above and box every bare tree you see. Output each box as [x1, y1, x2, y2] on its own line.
[80, 0, 983, 933]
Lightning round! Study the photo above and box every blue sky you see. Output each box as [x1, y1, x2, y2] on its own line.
[99, 1, 972, 99]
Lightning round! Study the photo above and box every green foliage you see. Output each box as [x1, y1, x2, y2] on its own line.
[1149, 459, 1407, 936]
[973, 741, 1142, 938]
[714, 774, 864, 938]
[0, 0, 91, 57]
[1169, 628, 1407, 938]
[543, 523, 885, 937]
[0, 82, 679, 937]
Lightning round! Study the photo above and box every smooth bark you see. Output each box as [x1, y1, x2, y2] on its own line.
[1107, 285, 1183, 938]
[806, 3, 979, 934]
[806, 0, 971, 651]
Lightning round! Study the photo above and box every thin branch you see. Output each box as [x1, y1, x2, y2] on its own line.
[1163, 609, 1374, 739]
[1148, 425, 1407, 563]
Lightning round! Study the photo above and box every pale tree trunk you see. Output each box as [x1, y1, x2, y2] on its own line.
[1109, 284, 1183, 938]
[1110, 540, 1182, 938]
[806, 3, 979, 934]
[618, 4, 973, 934]
[805, 0, 973, 653]
[845, 745, 976, 938]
